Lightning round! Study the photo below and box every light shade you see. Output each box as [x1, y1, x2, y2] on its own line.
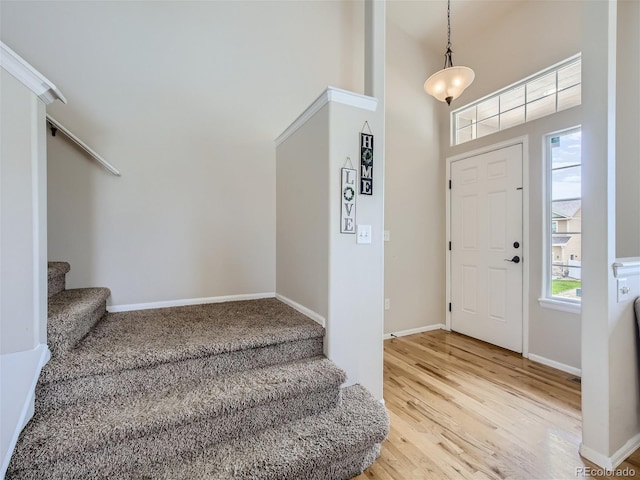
[423, 66, 475, 105]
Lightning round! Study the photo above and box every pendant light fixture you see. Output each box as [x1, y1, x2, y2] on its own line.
[424, 0, 475, 105]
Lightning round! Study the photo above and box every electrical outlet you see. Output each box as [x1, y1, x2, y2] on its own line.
[384, 298, 390, 310]
[617, 278, 631, 303]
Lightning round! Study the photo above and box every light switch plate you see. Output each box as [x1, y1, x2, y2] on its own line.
[357, 224, 372, 244]
[384, 230, 390, 242]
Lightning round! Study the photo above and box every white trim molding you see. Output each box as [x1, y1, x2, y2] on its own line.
[275, 294, 326, 328]
[107, 292, 275, 313]
[0, 344, 51, 478]
[0, 41, 66, 105]
[580, 432, 640, 470]
[274, 86, 378, 146]
[612, 257, 640, 278]
[538, 297, 582, 315]
[383, 324, 444, 340]
[528, 353, 581, 377]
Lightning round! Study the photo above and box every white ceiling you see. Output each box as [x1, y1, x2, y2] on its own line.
[387, 0, 527, 55]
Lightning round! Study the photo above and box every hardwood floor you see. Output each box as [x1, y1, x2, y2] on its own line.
[354, 330, 640, 480]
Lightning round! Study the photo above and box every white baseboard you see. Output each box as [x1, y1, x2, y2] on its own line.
[528, 353, 581, 377]
[107, 292, 276, 313]
[275, 294, 326, 328]
[0, 344, 51, 478]
[383, 324, 445, 340]
[610, 432, 640, 469]
[580, 443, 614, 470]
[580, 432, 640, 470]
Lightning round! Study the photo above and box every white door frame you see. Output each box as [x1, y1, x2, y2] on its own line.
[445, 135, 530, 358]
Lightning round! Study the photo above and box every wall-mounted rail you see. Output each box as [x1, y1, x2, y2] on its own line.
[46, 115, 121, 176]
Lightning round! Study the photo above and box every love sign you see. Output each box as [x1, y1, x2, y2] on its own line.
[340, 167, 357, 234]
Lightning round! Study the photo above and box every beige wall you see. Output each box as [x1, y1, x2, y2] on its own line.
[383, 18, 443, 335]
[1, 1, 364, 305]
[616, 0, 640, 258]
[276, 106, 330, 319]
[608, 0, 640, 458]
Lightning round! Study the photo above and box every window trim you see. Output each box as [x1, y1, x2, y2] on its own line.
[540, 125, 582, 313]
[538, 297, 581, 314]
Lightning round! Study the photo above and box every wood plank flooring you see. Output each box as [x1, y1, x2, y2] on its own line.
[354, 330, 640, 480]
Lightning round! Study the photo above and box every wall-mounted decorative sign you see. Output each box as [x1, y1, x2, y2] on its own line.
[341, 166, 357, 234]
[360, 123, 374, 195]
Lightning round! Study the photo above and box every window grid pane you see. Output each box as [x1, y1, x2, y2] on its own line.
[527, 72, 556, 103]
[500, 86, 525, 113]
[501, 106, 525, 130]
[477, 97, 499, 122]
[558, 84, 581, 112]
[527, 95, 556, 122]
[476, 115, 499, 139]
[457, 125, 473, 144]
[558, 61, 581, 90]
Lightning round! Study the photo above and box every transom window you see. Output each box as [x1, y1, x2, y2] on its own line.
[451, 55, 581, 146]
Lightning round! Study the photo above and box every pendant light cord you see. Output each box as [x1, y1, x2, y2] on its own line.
[444, 0, 454, 69]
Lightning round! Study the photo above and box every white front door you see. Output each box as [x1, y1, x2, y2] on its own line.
[450, 144, 523, 352]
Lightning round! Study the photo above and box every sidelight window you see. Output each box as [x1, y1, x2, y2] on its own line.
[543, 127, 582, 311]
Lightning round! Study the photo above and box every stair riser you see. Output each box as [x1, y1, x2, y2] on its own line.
[9, 388, 341, 479]
[47, 274, 65, 298]
[36, 337, 324, 412]
[47, 262, 70, 298]
[48, 302, 106, 357]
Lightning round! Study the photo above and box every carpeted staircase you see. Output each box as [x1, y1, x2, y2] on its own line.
[6, 262, 388, 479]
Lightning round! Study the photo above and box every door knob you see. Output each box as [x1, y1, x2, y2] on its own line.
[504, 256, 521, 264]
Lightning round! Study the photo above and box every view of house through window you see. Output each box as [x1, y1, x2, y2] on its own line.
[547, 127, 582, 302]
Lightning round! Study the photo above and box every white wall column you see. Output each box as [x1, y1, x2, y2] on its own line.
[0, 42, 65, 476]
[364, 0, 385, 102]
[580, 0, 617, 463]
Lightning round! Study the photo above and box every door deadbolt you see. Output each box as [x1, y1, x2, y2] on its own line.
[513, 241, 520, 248]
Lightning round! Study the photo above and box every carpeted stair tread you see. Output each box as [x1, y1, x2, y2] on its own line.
[8, 389, 343, 480]
[11, 357, 346, 469]
[41, 298, 325, 384]
[47, 287, 110, 356]
[36, 336, 324, 412]
[142, 384, 388, 480]
[47, 262, 70, 298]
